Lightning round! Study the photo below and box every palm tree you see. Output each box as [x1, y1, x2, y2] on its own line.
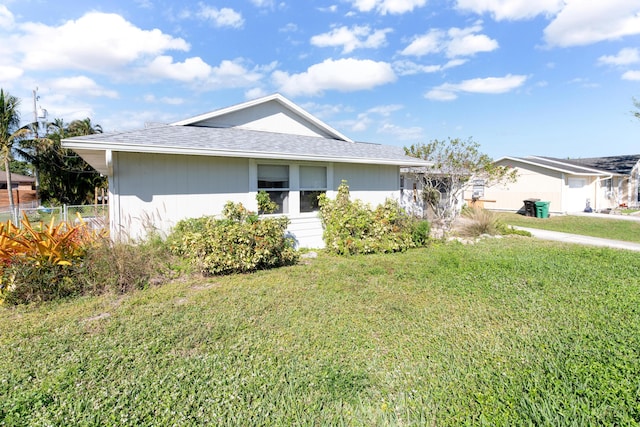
[68, 118, 103, 136]
[0, 89, 29, 215]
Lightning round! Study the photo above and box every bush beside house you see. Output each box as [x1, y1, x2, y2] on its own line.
[167, 202, 299, 276]
[318, 182, 429, 255]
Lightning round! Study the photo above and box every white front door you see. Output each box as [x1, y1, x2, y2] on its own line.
[566, 178, 588, 212]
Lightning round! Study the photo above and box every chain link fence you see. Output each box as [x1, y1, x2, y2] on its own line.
[0, 204, 108, 229]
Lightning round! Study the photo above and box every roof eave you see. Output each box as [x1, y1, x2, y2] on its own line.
[62, 140, 430, 167]
[496, 156, 611, 176]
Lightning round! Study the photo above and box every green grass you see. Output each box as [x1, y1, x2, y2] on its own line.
[2, 239, 640, 425]
[497, 212, 640, 243]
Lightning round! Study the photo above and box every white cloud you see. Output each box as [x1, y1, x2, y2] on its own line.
[135, 0, 153, 9]
[544, 0, 640, 47]
[197, 5, 244, 28]
[144, 56, 212, 81]
[272, 58, 396, 96]
[311, 25, 392, 53]
[0, 65, 23, 81]
[400, 30, 442, 56]
[302, 102, 352, 120]
[349, 116, 372, 132]
[623, 70, 640, 81]
[245, 87, 269, 99]
[0, 4, 14, 29]
[393, 59, 467, 75]
[425, 74, 528, 100]
[205, 59, 265, 89]
[446, 26, 499, 57]
[348, 0, 427, 15]
[455, 0, 564, 21]
[143, 94, 185, 105]
[598, 48, 640, 66]
[378, 122, 424, 141]
[401, 24, 498, 58]
[50, 76, 118, 98]
[16, 12, 189, 72]
[318, 5, 339, 13]
[279, 23, 298, 32]
[367, 104, 404, 116]
[251, 0, 275, 8]
[340, 104, 404, 133]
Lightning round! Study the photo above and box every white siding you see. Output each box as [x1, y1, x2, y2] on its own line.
[333, 163, 400, 206]
[110, 153, 402, 248]
[111, 152, 251, 240]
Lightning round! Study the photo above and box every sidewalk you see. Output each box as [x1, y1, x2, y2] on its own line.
[514, 226, 640, 252]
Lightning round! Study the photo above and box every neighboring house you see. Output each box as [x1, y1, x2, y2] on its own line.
[0, 171, 36, 209]
[62, 94, 430, 248]
[483, 155, 640, 214]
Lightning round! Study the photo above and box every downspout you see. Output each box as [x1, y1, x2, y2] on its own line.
[105, 150, 119, 241]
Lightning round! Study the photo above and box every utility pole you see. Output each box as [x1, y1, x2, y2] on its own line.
[33, 89, 38, 135]
[32, 88, 46, 204]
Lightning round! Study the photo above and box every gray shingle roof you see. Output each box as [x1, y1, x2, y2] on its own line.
[518, 157, 607, 175]
[63, 124, 428, 166]
[541, 155, 640, 175]
[0, 171, 35, 183]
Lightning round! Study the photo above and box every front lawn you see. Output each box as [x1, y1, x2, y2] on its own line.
[497, 212, 640, 243]
[1, 238, 639, 425]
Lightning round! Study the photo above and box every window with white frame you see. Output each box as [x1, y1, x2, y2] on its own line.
[299, 165, 327, 212]
[258, 164, 289, 213]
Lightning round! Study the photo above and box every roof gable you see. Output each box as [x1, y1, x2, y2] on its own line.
[495, 156, 612, 176]
[171, 93, 353, 142]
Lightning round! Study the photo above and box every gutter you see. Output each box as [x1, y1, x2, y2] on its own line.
[62, 141, 432, 167]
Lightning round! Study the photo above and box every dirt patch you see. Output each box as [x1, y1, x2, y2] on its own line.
[190, 283, 220, 291]
[84, 312, 111, 322]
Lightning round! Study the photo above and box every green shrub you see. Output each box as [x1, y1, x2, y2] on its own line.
[410, 219, 431, 246]
[257, 190, 278, 214]
[497, 225, 532, 237]
[168, 202, 298, 275]
[0, 260, 82, 305]
[318, 181, 415, 255]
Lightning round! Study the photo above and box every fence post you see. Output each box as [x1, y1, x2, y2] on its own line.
[63, 204, 67, 223]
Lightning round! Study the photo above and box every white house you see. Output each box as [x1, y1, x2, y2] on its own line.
[62, 94, 430, 248]
[483, 155, 640, 214]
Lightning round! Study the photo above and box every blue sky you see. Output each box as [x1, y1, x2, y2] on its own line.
[1, 0, 640, 158]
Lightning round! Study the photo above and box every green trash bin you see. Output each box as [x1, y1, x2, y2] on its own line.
[534, 201, 550, 218]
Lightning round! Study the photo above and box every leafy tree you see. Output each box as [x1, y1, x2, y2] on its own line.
[35, 118, 107, 205]
[1, 159, 33, 176]
[0, 89, 30, 212]
[405, 137, 517, 234]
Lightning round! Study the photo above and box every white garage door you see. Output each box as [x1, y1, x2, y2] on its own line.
[566, 178, 588, 212]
